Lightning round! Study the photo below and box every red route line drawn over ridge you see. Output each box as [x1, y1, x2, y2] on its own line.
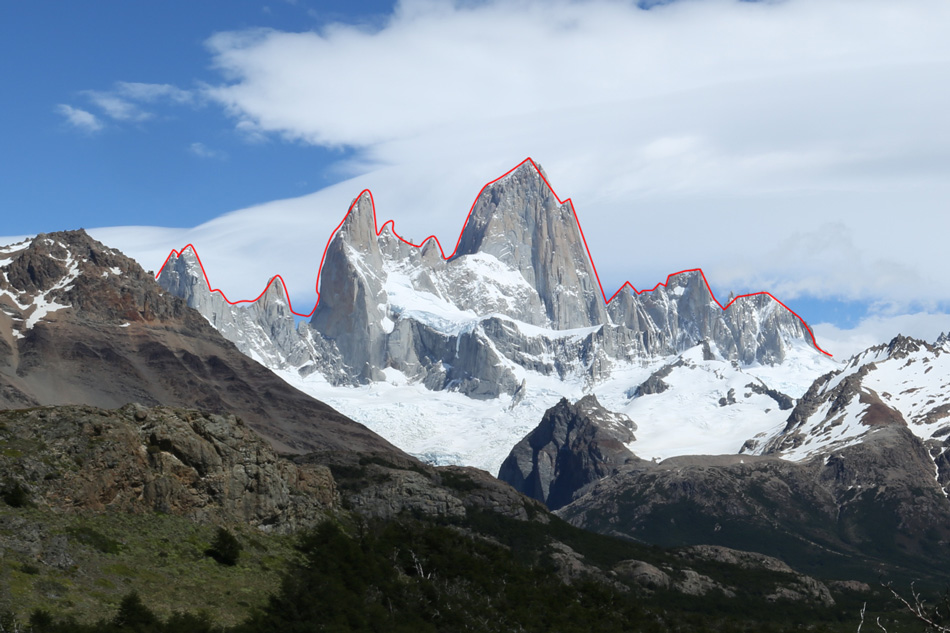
[157, 157, 832, 357]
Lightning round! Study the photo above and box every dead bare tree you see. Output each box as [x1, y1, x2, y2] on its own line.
[883, 582, 950, 633]
[0, 612, 23, 633]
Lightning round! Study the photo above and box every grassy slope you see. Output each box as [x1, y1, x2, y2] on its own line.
[0, 505, 297, 626]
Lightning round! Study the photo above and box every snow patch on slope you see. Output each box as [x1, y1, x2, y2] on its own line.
[0, 240, 80, 338]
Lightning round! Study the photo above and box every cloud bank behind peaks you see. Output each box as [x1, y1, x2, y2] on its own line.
[193, 0, 950, 313]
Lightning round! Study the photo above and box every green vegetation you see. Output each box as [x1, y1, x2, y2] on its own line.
[358, 454, 428, 475]
[438, 469, 480, 492]
[0, 506, 295, 626]
[240, 519, 647, 633]
[10, 512, 940, 633]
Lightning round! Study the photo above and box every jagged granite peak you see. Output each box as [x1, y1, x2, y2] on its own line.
[335, 190, 386, 268]
[154, 161, 826, 416]
[0, 229, 403, 457]
[606, 271, 810, 364]
[157, 247, 312, 368]
[309, 191, 389, 383]
[455, 160, 607, 329]
[498, 395, 640, 510]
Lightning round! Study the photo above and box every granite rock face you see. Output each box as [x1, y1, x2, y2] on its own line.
[498, 395, 640, 510]
[453, 164, 607, 329]
[158, 162, 820, 399]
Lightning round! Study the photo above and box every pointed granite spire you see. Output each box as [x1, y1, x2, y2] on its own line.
[454, 161, 607, 329]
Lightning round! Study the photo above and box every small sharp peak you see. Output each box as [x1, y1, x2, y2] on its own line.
[156, 247, 206, 305]
[640, 270, 712, 305]
[575, 393, 603, 413]
[259, 276, 288, 308]
[669, 270, 707, 292]
[158, 245, 201, 276]
[885, 334, 931, 359]
[936, 332, 949, 352]
[338, 191, 379, 249]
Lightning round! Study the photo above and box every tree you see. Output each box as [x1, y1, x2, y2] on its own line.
[113, 591, 158, 632]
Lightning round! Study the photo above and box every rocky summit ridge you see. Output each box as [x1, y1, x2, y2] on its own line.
[159, 160, 821, 401]
[751, 333, 950, 486]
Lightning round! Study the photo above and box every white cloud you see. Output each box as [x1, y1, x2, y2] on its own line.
[116, 82, 195, 104]
[55, 104, 103, 132]
[83, 91, 151, 122]
[189, 142, 228, 159]
[80, 82, 197, 123]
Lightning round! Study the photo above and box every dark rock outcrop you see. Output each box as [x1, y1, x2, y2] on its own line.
[745, 381, 794, 411]
[675, 546, 834, 605]
[559, 425, 950, 583]
[298, 452, 548, 523]
[629, 361, 678, 397]
[0, 404, 337, 533]
[498, 395, 640, 510]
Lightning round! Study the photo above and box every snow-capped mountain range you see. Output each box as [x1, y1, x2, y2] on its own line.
[153, 159, 859, 473]
[4, 226, 947, 583]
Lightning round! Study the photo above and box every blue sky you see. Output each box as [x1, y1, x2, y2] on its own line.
[2, 0, 948, 357]
[0, 1, 392, 233]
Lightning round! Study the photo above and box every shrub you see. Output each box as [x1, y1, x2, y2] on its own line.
[28, 609, 54, 629]
[67, 525, 123, 554]
[1, 480, 31, 507]
[205, 527, 242, 566]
